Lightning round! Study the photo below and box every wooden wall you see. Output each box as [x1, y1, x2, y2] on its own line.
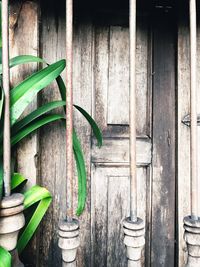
[8, 0, 197, 266]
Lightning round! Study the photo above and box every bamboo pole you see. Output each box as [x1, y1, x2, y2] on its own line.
[58, 2, 80, 264]
[129, 0, 137, 222]
[2, 0, 11, 197]
[122, 3, 145, 264]
[66, 0, 73, 221]
[189, 0, 198, 220]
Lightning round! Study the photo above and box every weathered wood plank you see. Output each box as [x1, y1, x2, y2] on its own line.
[93, 26, 109, 132]
[73, 20, 93, 267]
[92, 16, 150, 267]
[151, 11, 176, 266]
[177, 14, 190, 267]
[107, 26, 129, 125]
[91, 166, 147, 267]
[94, 20, 148, 138]
[177, 7, 200, 266]
[39, 0, 66, 266]
[10, 0, 39, 187]
[9, 1, 39, 265]
[92, 137, 151, 166]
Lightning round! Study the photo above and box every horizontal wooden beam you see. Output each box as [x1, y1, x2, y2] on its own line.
[92, 136, 151, 167]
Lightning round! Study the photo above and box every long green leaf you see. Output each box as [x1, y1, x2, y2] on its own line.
[0, 159, 2, 200]
[12, 100, 66, 135]
[56, 75, 66, 102]
[11, 173, 27, 191]
[10, 59, 66, 124]
[17, 185, 52, 253]
[0, 55, 46, 74]
[0, 114, 65, 156]
[0, 87, 3, 120]
[0, 247, 11, 267]
[74, 105, 103, 147]
[55, 75, 102, 147]
[73, 130, 87, 216]
[11, 114, 65, 149]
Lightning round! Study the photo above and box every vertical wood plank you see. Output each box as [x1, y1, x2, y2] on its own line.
[39, 0, 66, 266]
[73, 20, 93, 267]
[177, 6, 200, 266]
[94, 26, 109, 132]
[151, 11, 176, 267]
[40, 3, 93, 266]
[9, 1, 39, 265]
[177, 13, 190, 266]
[107, 26, 129, 125]
[107, 175, 130, 267]
[10, 0, 39, 187]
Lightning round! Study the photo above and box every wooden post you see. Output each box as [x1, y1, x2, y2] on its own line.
[189, 0, 198, 221]
[184, 1, 200, 266]
[58, 0, 80, 265]
[129, 0, 137, 223]
[65, 0, 73, 221]
[122, 0, 145, 266]
[2, 0, 11, 197]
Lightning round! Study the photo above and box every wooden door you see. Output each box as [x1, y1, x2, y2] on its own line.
[90, 19, 152, 267]
[89, 9, 176, 267]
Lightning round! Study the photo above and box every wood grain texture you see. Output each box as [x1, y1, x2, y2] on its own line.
[10, 0, 39, 188]
[177, 6, 200, 266]
[92, 137, 151, 167]
[151, 11, 176, 267]
[9, 1, 39, 265]
[91, 16, 150, 267]
[73, 20, 93, 267]
[91, 166, 147, 267]
[39, 0, 66, 266]
[177, 13, 190, 267]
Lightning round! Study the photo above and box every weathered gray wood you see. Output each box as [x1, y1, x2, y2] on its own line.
[9, 1, 39, 265]
[73, 21, 93, 267]
[10, 0, 39, 188]
[91, 166, 147, 267]
[39, 0, 66, 266]
[107, 26, 129, 125]
[92, 18, 150, 267]
[151, 12, 176, 267]
[177, 6, 200, 266]
[177, 13, 191, 267]
[92, 137, 151, 167]
[94, 19, 148, 138]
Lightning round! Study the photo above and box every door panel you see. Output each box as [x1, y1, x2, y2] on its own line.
[91, 16, 151, 266]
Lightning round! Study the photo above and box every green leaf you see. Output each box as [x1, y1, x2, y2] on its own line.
[10, 59, 66, 124]
[0, 159, 3, 200]
[73, 130, 87, 216]
[11, 114, 65, 149]
[17, 185, 52, 253]
[0, 87, 3, 120]
[56, 75, 66, 102]
[12, 100, 66, 135]
[55, 75, 102, 147]
[0, 55, 46, 74]
[11, 173, 27, 191]
[74, 105, 103, 147]
[0, 114, 65, 156]
[0, 247, 11, 267]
